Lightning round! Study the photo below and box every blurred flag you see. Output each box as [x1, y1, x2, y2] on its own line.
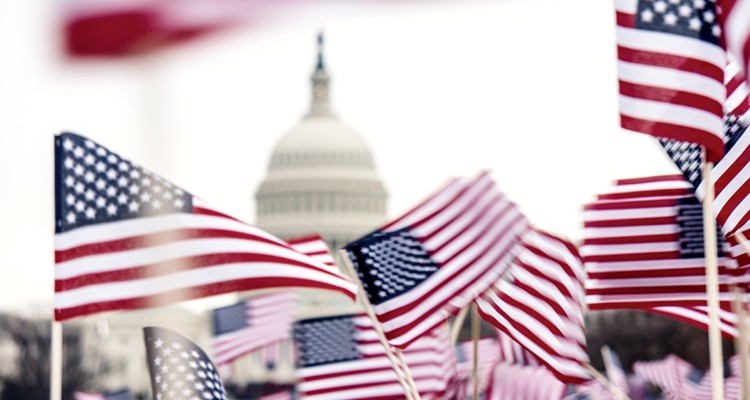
[648, 303, 743, 338]
[601, 346, 629, 396]
[564, 380, 614, 400]
[345, 171, 528, 348]
[293, 314, 455, 400]
[484, 363, 566, 400]
[211, 292, 296, 366]
[454, 337, 501, 397]
[633, 354, 699, 399]
[259, 390, 296, 400]
[476, 228, 590, 384]
[614, 0, 728, 162]
[60, 0, 273, 57]
[496, 329, 540, 366]
[73, 389, 132, 400]
[143, 326, 227, 400]
[582, 175, 742, 310]
[658, 57, 750, 238]
[53, 132, 355, 320]
[720, 0, 750, 86]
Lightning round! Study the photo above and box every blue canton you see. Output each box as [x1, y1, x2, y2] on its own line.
[212, 302, 248, 336]
[293, 315, 359, 368]
[55, 132, 192, 233]
[345, 228, 439, 306]
[103, 389, 133, 400]
[635, 0, 721, 45]
[676, 197, 726, 257]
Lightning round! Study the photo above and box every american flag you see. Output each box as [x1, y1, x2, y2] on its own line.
[53, 133, 356, 321]
[615, 0, 728, 162]
[73, 389, 132, 400]
[484, 363, 566, 400]
[632, 354, 702, 400]
[496, 329, 540, 367]
[454, 337, 501, 397]
[293, 314, 455, 400]
[476, 228, 591, 384]
[259, 390, 296, 400]
[658, 57, 750, 238]
[720, 0, 750, 87]
[143, 326, 227, 400]
[211, 292, 296, 366]
[345, 171, 528, 349]
[648, 302, 744, 338]
[689, 355, 743, 399]
[582, 175, 741, 310]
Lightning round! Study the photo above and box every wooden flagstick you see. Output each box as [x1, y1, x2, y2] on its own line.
[471, 303, 480, 400]
[51, 321, 62, 400]
[451, 306, 470, 345]
[338, 250, 419, 400]
[601, 345, 627, 400]
[583, 363, 631, 400]
[732, 230, 750, 400]
[701, 159, 725, 400]
[394, 348, 421, 400]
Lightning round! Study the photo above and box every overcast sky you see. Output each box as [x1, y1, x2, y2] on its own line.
[0, 0, 679, 314]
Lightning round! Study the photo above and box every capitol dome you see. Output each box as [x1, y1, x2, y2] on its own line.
[255, 34, 387, 252]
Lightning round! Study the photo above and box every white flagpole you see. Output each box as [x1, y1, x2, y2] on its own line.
[471, 304, 480, 400]
[338, 250, 418, 400]
[451, 306, 470, 345]
[583, 363, 631, 400]
[702, 158, 725, 400]
[50, 321, 62, 400]
[601, 345, 627, 400]
[732, 231, 750, 400]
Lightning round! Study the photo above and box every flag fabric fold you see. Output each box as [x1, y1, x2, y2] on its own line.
[54, 132, 356, 320]
[476, 227, 591, 384]
[484, 363, 566, 400]
[344, 171, 528, 349]
[719, 0, 750, 87]
[143, 326, 227, 400]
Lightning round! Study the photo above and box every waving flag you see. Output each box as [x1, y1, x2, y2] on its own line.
[476, 228, 590, 384]
[345, 171, 528, 348]
[496, 330, 540, 367]
[143, 327, 227, 400]
[293, 314, 455, 400]
[53, 132, 355, 320]
[614, 0, 728, 162]
[211, 292, 296, 366]
[484, 363, 565, 400]
[633, 354, 700, 399]
[454, 338, 501, 397]
[720, 0, 750, 86]
[648, 303, 745, 338]
[582, 175, 740, 310]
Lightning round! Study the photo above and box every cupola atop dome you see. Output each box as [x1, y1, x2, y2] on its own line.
[308, 32, 331, 118]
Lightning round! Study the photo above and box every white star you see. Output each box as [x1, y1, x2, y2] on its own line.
[62, 138, 73, 151]
[129, 201, 140, 213]
[96, 197, 106, 208]
[141, 192, 151, 202]
[130, 169, 141, 179]
[181, 351, 190, 359]
[668, 0, 680, 4]
[712, 24, 721, 36]
[84, 171, 95, 183]
[73, 164, 84, 176]
[95, 161, 107, 172]
[65, 194, 76, 206]
[85, 189, 95, 201]
[118, 161, 130, 171]
[65, 176, 75, 187]
[84, 153, 95, 165]
[703, 10, 715, 22]
[143, 177, 152, 187]
[85, 207, 96, 219]
[189, 361, 198, 369]
[75, 200, 86, 212]
[66, 211, 77, 224]
[174, 198, 185, 208]
[155, 374, 162, 383]
[129, 184, 140, 195]
[106, 169, 117, 180]
[202, 392, 212, 400]
[191, 351, 200, 358]
[678, 4, 692, 17]
[64, 158, 74, 169]
[73, 146, 84, 158]
[95, 147, 106, 156]
[175, 189, 184, 195]
[106, 186, 117, 197]
[74, 182, 85, 194]
[164, 347, 173, 356]
[153, 185, 163, 194]
[107, 154, 118, 164]
[653, 1, 668, 13]
[177, 364, 187, 373]
[117, 193, 128, 205]
[187, 372, 196, 381]
[163, 191, 173, 200]
[106, 204, 117, 216]
[118, 176, 129, 187]
[95, 178, 106, 190]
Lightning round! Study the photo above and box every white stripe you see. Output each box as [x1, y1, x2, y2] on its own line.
[585, 257, 732, 272]
[618, 60, 725, 101]
[585, 274, 733, 289]
[586, 291, 735, 304]
[580, 241, 678, 257]
[54, 262, 355, 309]
[616, 26, 726, 68]
[619, 95, 725, 138]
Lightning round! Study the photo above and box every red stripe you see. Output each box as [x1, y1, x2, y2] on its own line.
[500, 287, 567, 336]
[614, 175, 686, 186]
[619, 115, 725, 162]
[583, 216, 677, 228]
[583, 233, 679, 245]
[55, 277, 353, 321]
[619, 80, 724, 117]
[587, 267, 719, 279]
[616, 11, 634, 28]
[596, 190, 690, 201]
[55, 227, 282, 263]
[587, 299, 715, 310]
[713, 143, 750, 195]
[617, 46, 724, 83]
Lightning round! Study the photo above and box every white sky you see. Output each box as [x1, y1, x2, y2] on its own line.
[0, 0, 679, 313]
